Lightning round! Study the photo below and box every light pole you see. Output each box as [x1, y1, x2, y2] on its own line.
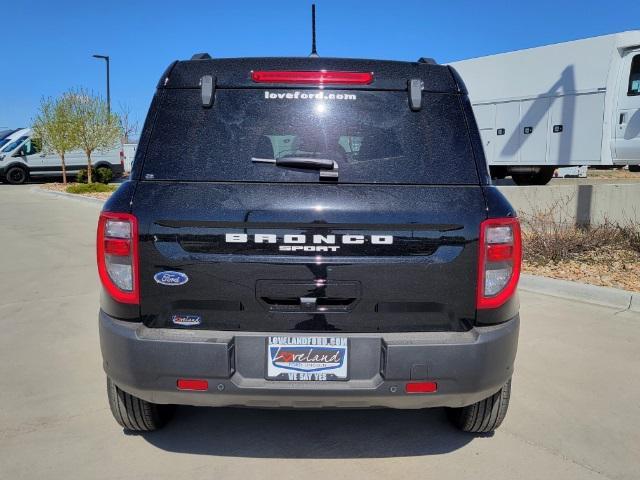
[92, 54, 110, 115]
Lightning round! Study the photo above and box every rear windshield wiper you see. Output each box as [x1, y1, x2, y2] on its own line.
[252, 156, 335, 169]
[251, 156, 339, 181]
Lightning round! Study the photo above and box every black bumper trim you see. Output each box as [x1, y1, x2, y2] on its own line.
[99, 311, 519, 409]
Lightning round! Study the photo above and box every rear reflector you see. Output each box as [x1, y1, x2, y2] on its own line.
[251, 70, 373, 85]
[487, 244, 513, 262]
[177, 379, 209, 391]
[405, 381, 438, 394]
[104, 238, 131, 256]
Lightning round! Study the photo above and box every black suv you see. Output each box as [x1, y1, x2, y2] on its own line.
[98, 55, 521, 434]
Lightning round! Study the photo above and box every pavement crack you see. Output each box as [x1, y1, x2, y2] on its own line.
[613, 296, 633, 315]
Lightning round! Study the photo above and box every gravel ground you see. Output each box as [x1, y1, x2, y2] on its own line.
[523, 245, 640, 293]
[587, 168, 640, 179]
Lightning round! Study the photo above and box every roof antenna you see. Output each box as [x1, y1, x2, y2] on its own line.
[310, 4, 319, 57]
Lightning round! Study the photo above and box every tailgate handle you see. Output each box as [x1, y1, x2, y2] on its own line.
[300, 297, 317, 311]
[260, 296, 357, 312]
[256, 280, 361, 312]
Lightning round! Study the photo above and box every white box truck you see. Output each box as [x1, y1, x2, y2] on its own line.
[450, 31, 640, 185]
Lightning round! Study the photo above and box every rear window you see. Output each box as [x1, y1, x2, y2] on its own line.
[141, 89, 478, 184]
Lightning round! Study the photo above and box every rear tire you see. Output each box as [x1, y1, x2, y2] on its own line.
[629, 165, 640, 172]
[511, 167, 555, 186]
[106, 377, 173, 431]
[5, 166, 28, 185]
[447, 378, 511, 433]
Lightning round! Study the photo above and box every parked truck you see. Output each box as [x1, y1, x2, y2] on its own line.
[450, 31, 640, 185]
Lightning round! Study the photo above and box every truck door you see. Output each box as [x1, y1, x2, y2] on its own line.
[14, 138, 44, 172]
[518, 98, 550, 165]
[614, 51, 640, 163]
[548, 92, 604, 165]
[494, 102, 521, 164]
[473, 104, 496, 163]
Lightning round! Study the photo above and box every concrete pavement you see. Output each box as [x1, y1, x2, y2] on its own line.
[0, 184, 639, 480]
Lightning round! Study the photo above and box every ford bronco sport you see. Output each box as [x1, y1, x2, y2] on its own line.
[98, 55, 521, 434]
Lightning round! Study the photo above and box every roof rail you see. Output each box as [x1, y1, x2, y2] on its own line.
[191, 53, 212, 60]
[417, 57, 437, 64]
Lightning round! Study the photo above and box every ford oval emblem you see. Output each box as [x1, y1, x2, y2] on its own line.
[154, 271, 189, 286]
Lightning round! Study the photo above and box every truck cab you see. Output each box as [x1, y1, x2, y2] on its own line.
[615, 47, 640, 167]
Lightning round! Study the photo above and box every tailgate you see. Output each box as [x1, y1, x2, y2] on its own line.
[133, 182, 485, 332]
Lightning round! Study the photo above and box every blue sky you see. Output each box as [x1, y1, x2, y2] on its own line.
[2, 0, 639, 130]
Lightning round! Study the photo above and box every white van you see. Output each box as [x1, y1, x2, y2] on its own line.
[0, 129, 124, 184]
[450, 31, 640, 184]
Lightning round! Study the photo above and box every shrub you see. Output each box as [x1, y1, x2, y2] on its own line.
[619, 223, 640, 253]
[96, 167, 113, 184]
[76, 169, 87, 183]
[75, 167, 112, 184]
[520, 195, 640, 264]
[522, 219, 622, 264]
[66, 183, 116, 194]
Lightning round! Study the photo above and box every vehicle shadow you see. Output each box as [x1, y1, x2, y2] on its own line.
[1, 176, 127, 185]
[0, 177, 55, 185]
[140, 406, 478, 458]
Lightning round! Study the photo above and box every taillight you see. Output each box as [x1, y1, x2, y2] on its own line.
[97, 212, 139, 304]
[477, 217, 521, 309]
[119, 150, 124, 167]
[251, 70, 373, 85]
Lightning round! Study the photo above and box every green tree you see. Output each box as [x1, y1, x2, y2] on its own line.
[32, 93, 79, 184]
[70, 89, 121, 183]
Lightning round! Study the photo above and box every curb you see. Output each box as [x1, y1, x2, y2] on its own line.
[32, 186, 106, 206]
[520, 274, 640, 313]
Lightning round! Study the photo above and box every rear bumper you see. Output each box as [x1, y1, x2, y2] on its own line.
[99, 311, 519, 409]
